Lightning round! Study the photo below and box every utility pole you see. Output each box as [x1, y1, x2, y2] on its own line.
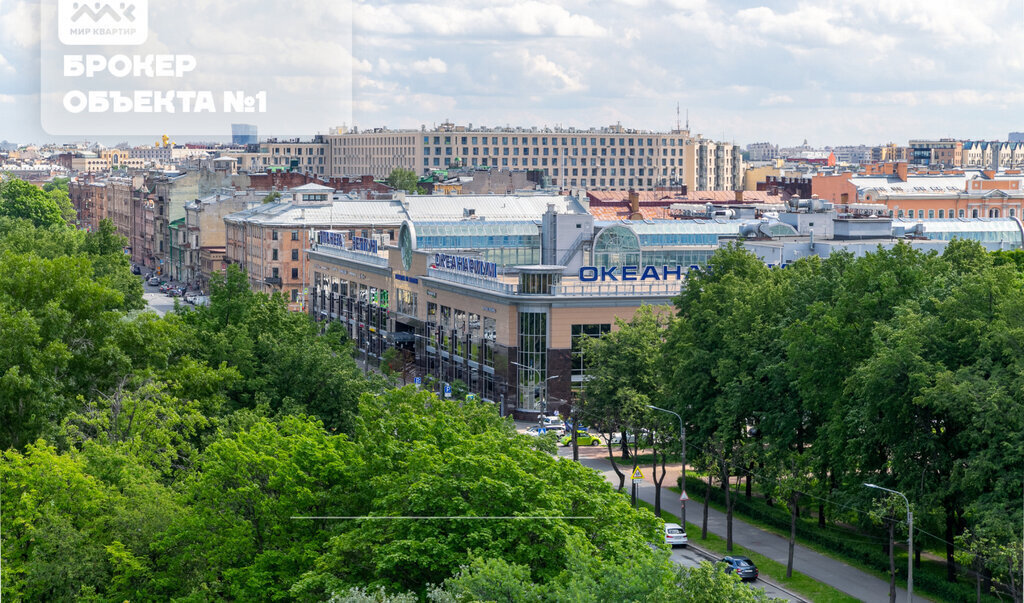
[649, 405, 686, 527]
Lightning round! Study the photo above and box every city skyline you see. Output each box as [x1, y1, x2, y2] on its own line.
[3, 0, 1024, 146]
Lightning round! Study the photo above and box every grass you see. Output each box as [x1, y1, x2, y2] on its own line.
[637, 500, 859, 603]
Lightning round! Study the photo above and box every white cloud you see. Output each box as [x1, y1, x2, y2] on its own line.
[760, 94, 794, 106]
[354, 1, 606, 38]
[0, 54, 14, 75]
[0, 93, 15, 103]
[513, 49, 586, 93]
[411, 57, 448, 74]
[0, 1, 38, 48]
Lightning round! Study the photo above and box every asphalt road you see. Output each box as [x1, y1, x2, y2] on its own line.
[140, 277, 182, 316]
[542, 434, 924, 602]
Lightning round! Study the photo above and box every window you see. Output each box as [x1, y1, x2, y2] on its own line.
[938, 210, 945, 218]
[517, 311, 548, 411]
[272, 249, 278, 260]
[928, 210, 935, 219]
[291, 289, 298, 302]
[291, 267, 298, 279]
[272, 267, 279, 278]
[291, 248, 299, 261]
[972, 209, 979, 218]
[272, 230, 278, 241]
[571, 324, 611, 379]
[291, 230, 298, 241]
[960, 209, 966, 218]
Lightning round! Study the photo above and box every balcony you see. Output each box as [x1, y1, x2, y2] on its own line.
[264, 276, 282, 286]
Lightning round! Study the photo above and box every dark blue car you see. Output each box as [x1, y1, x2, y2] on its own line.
[719, 556, 758, 581]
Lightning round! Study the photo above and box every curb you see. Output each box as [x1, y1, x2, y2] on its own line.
[685, 542, 811, 603]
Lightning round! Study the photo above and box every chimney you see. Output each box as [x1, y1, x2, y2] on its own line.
[735, 190, 743, 204]
[896, 162, 908, 182]
[628, 189, 642, 220]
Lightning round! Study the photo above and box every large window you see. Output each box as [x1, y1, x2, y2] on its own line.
[517, 311, 548, 410]
[571, 323, 611, 378]
[397, 288, 417, 317]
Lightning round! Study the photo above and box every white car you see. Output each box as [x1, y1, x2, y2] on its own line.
[664, 523, 688, 548]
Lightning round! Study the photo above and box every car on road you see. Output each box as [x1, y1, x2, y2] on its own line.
[559, 431, 602, 446]
[664, 522, 688, 548]
[148, 277, 161, 286]
[718, 556, 758, 581]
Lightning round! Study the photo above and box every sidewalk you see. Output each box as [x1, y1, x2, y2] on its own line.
[567, 450, 923, 602]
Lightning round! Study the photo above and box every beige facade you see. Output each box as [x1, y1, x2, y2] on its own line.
[326, 122, 743, 192]
[183, 190, 261, 286]
[308, 238, 677, 419]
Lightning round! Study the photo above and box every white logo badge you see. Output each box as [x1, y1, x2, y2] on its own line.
[58, 0, 148, 45]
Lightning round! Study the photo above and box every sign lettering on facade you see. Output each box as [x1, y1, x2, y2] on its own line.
[433, 252, 497, 279]
[317, 230, 345, 247]
[578, 265, 686, 282]
[351, 236, 378, 254]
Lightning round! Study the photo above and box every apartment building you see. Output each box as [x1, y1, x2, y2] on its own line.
[747, 142, 779, 162]
[326, 122, 743, 192]
[258, 136, 330, 178]
[182, 190, 262, 288]
[223, 183, 407, 307]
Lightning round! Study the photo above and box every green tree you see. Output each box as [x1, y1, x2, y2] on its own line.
[385, 168, 425, 194]
[578, 305, 670, 493]
[0, 177, 72, 228]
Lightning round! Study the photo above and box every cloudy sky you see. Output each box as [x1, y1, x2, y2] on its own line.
[3, 0, 1024, 146]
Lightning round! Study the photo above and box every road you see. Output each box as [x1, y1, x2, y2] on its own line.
[544, 434, 923, 602]
[516, 423, 803, 601]
[139, 276, 186, 316]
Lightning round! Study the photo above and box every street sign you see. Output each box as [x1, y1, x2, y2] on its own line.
[466, 393, 476, 401]
[414, 377, 422, 386]
[444, 383, 452, 398]
[680, 490, 689, 502]
[631, 467, 644, 481]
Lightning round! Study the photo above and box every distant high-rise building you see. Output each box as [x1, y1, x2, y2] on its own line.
[231, 124, 258, 145]
[1010, 132, 1024, 143]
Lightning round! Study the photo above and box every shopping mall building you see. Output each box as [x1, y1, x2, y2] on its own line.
[306, 194, 1024, 419]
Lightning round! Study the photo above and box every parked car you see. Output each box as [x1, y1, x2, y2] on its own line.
[664, 523, 688, 548]
[719, 556, 758, 581]
[559, 431, 602, 446]
[192, 295, 210, 306]
[167, 288, 182, 297]
[148, 277, 161, 286]
[131, 265, 141, 275]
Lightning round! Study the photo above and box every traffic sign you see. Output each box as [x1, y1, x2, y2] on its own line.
[466, 393, 476, 401]
[444, 383, 452, 398]
[414, 377, 422, 386]
[631, 467, 644, 481]
[679, 490, 689, 502]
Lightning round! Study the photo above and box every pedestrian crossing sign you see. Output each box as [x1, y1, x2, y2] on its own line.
[631, 467, 644, 481]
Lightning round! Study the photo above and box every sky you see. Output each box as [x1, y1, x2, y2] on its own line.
[2, 0, 1024, 147]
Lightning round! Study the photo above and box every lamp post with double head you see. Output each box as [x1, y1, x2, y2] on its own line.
[865, 483, 913, 603]
[648, 404, 686, 526]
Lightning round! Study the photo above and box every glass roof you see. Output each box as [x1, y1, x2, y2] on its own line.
[893, 218, 1023, 233]
[413, 220, 540, 237]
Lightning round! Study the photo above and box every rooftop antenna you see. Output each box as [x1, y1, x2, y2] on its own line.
[685, 109, 689, 131]
[676, 103, 681, 131]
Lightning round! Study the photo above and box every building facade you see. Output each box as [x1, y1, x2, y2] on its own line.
[327, 122, 743, 192]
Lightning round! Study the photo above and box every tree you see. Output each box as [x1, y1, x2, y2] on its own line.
[0, 177, 73, 228]
[385, 168, 425, 194]
[578, 305, 670, 494]
[293, 387, 663, 597]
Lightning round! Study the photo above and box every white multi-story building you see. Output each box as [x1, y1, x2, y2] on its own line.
[747, 142, 779, 162]
[326, 122, 743, 192]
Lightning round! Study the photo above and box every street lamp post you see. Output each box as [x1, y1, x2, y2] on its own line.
[510, 361, 559, 421]
[648, 405, 686, 527]
[865, 483, 913, 603]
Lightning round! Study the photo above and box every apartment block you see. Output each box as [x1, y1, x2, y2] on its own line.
[326, 122, 743, 192]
